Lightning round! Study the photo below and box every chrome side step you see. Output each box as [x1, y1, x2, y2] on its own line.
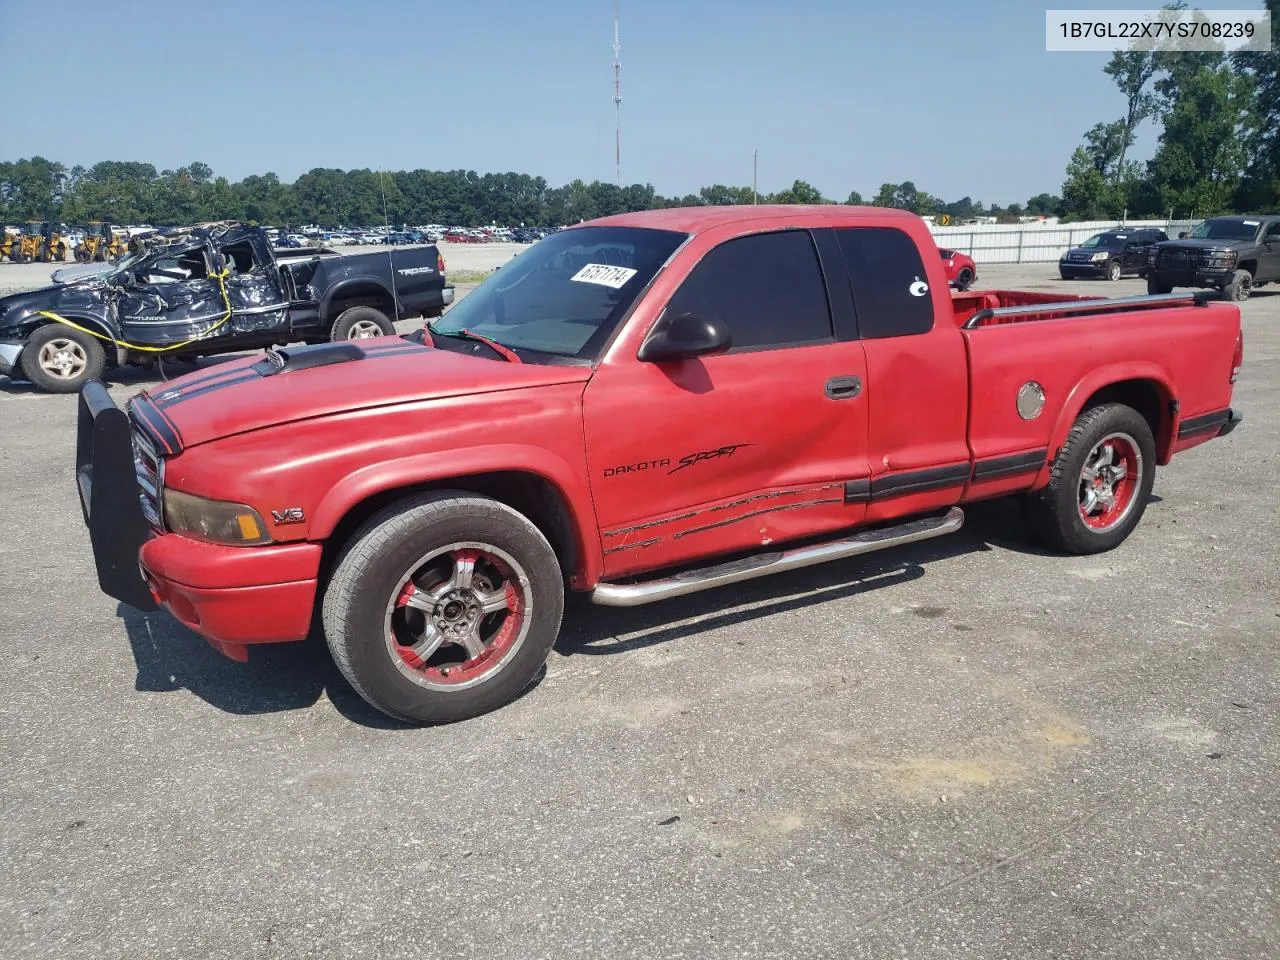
[590, 507, 964, 607]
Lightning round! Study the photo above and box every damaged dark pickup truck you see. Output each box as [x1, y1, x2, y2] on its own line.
[0, 221, 454, 392]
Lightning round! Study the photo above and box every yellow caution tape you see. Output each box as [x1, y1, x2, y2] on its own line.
[36, 266, 234, 354]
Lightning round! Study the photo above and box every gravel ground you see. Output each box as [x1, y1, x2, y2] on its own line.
[0, 262, 1276, 959]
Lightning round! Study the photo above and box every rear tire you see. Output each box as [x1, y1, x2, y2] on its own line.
[10, 246, 29, 264]
[20, 324, 107, 393]
[1021, 403, 1156, 555]
[330, 305, 395, 341]
[74, 246, 92, 264]
[322, 492, 565, 724]
[1147, 277, 1173, 295]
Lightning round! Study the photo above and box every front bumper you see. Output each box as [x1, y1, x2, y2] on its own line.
[139, 537, 319, 661]
[76, 381, 320, 658]
[1059, 262, 1108, 277]
[0, 339, 23, 377]
[1151, 268, 1234, 288]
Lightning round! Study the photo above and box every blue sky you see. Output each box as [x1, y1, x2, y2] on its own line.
[0, 0, 1260, 205]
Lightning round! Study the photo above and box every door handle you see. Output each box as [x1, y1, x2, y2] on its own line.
[825, 375, 862, 400]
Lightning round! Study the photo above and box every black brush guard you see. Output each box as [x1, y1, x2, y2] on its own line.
[76, 381, 158, 611]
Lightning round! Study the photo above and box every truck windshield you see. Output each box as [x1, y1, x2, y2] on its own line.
[429, 225, 687, 361]
[1080, 233, 1124, 248]
[1188, 219, 1261, 242]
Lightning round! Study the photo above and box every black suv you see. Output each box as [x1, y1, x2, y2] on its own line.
[1146, 215, 1280, 301]
[1059, 228, 1168, 281]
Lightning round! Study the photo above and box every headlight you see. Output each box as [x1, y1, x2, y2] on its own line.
[1091, 252, 1109, 261]
[163, 489, 272, 545]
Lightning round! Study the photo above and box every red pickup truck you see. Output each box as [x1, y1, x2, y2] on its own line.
[76, 206, 1244, 724]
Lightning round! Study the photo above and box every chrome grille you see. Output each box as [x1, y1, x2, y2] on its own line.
[132, 426, 163, 529]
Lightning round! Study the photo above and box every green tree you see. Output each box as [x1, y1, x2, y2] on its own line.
[769, 180, 825, 204]
[844, 189, 864, 205]
[871, 183, 897, 206]
[1146, 63, 1255, 215]
[1061, 147, 1112, 219]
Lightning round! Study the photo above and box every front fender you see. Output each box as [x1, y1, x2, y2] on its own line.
[309, 442, 603, 588]
[1036, 361, 1177, 484]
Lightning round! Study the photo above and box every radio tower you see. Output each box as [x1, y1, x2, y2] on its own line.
[612, 0, 622, 185]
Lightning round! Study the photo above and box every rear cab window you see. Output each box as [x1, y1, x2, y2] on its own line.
[835, 227, 934, 338]
[661, 229, 833, 351]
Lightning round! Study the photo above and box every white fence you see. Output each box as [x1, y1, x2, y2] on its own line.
[929, 219, 1201, 264]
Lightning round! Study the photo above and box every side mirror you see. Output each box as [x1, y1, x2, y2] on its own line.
[1178, 232, 1188, 239]
[638, 312, 732, 363]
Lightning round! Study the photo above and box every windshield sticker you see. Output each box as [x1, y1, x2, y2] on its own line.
[909, 277, 929, 297]
[1243, 220, 1259, 225]
[570, 263, 638, 288]
[1115, 234, 1127, 239]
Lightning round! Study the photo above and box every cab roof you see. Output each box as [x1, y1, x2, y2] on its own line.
[581, 204, 922, 235]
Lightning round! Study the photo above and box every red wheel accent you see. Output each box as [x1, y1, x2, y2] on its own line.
[1077, 433, 1141, 531]
[387, 544, 529, 688]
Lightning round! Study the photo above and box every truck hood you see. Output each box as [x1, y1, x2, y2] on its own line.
[1157, 238, 1247, 251]
[130, 337, 592, 452]
[0, 282, 110, 337]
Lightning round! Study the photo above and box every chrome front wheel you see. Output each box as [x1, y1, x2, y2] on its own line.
[386, 542, 532, 691]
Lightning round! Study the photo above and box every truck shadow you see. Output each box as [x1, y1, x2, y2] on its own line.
[115, 497, 1068, 726]
[555, 497, 1039, 657]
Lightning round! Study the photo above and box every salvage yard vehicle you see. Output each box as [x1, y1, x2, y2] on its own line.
[1146, 215, 1280, 301]
[1058, 229, 1167, 281]
[0, 221, 453, 392]
[75, 221, 127, 263]
[938, 247, 977, 289]
[9, 221, 67, 264]
[75, 206, 1244, 724]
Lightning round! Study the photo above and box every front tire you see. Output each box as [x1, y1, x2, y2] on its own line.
[20, 324, 107, 393]
[1147, 277, 1173, 295]
[1105, 260, 1122, 281]
[1225, 269, 1253, 301]
[322, 492, 565, 724]
[74, 245, 92, 264]
[955, 267, 975, 291]
[1022, 403, 1156, 555]
[330, 305, 395, 341]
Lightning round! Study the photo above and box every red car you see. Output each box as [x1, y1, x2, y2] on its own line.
[77, 206, 1244, 724]
[939, 247, 977, 289]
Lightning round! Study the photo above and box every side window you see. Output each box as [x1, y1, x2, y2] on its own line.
[1266, 222, 1280, 240]
[835, 227, 934, 338]
[662, 230, 833, 350]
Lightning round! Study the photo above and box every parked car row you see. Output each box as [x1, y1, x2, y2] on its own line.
[1057, 215, 1280, 300]
[266, 225, 559, 249]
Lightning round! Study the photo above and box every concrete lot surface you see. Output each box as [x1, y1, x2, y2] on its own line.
[1, 263, 1276, 959]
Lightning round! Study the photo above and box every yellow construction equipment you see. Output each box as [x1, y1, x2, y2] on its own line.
[10, 222, 67, 263]
[0, 230, 16, 261]
[75, 221, 127, 263]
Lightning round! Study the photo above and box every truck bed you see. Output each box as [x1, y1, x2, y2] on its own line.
[955, 288, 1241, 500]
